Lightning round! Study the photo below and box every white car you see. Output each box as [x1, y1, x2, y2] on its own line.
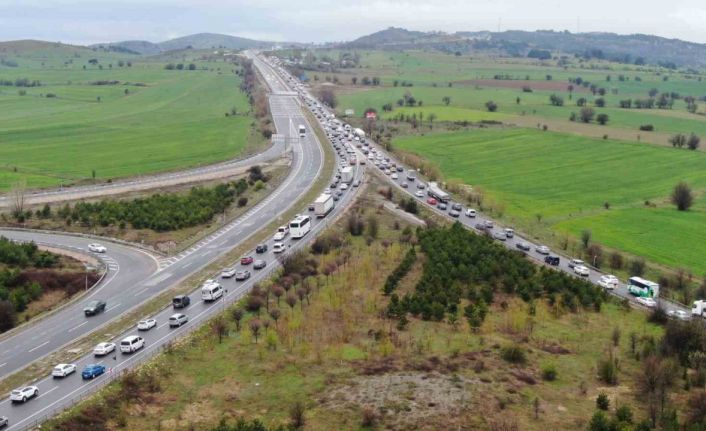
[120, 335, 145, 353]
[220, 267, 237, 278]
[668, 309, 690, 321]
[93, 342, 116, 356]
[568, 259, 585, 268]
[637, 297, 657, 308]
[137, 318, 157, 331]
[10, 386, 38, 403]
[273, 226, 289, 241]
[465, 208, 477, 218]
[273, 242, 286, 253]
[169, 313, 188, 327]
[535, 245, 550, 255]
[574, 265, 590, 277]
[391, 173, 399, 180]
[415, 190, 424, 198]
[52, 363, 77, 378]
[87, 243, 107, 253]
[340, 183, 348, 190]
[598, 275, 619, 290]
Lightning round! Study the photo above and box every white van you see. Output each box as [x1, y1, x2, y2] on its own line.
[120, 335, 144, 353]
[201, 281, 224, 302]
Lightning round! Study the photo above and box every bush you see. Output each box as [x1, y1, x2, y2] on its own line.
[597, 351, 619, 385]
[671, 181, 694, 211]
[639, 124, 654, 131]
[501, 345, 527, 364]
[596, 392, 610, 410]
[237, 197, 248, 207]
[541, 364, 557, 381]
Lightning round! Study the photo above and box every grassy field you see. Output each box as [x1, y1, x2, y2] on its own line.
[290, 49, 706, 144]
[393, 127, 706, 273]
[47, 181, 670, 431]
[0, 42, 256, 190]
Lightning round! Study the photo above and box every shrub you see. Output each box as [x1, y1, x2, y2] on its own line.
[596, 392, 610, 410]
[639, 124, 654, 131]
[597, 351, 619, 385]
[237, 197, 248, 207]
[501, 345, 527, 364]
[541, 364, 557, 381]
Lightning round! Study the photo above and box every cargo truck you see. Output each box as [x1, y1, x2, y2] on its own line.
[427, 182, 450, 203]
[341, 166, 353, 184]
[314, 193, 334, 218]
[407, 170, 416, 181]
[692, 300, 706, 318]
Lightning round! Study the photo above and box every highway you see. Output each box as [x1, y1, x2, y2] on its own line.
[267, 54, 691, 318]
[0, 52, 364, 430]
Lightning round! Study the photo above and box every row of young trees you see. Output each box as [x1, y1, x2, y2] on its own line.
[164, 63, 197, 70]
[385, 223, 603, 329]
[50, 179, 251, 232]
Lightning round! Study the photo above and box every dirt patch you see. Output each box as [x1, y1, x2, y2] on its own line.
[456, 79, 585, 93]
[322, 372, 479, 430]
[538, 341, 571, 355]
[353, 352, 481, 375]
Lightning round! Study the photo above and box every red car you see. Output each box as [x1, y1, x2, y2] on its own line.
[240, 255, 254, 265]
[426, 197, 438, 206]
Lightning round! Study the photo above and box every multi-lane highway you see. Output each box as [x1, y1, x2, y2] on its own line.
[0, 53, 363, 430]
[268, 54, 690, 317]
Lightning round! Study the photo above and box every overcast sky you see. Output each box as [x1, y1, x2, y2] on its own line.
[3, 0, 706, 45]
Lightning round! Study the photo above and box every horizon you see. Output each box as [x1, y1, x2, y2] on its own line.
[3, 27, 706, 48]
[2, 0, 706, 46]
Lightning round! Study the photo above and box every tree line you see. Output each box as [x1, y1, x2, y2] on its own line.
[47, 179, 251, 232]
[0, 237, 97, 333]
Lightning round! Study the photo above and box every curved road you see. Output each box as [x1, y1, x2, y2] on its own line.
[0, 52, 364, 430]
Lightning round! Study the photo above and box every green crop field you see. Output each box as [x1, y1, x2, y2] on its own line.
[393, 128, 706, 273]
[0, 42, 254, 190]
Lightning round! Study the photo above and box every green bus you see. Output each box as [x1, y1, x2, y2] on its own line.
[627, 276, 659, 298]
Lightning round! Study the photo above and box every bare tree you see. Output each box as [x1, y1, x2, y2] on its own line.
[249, 319, 262, 343]
[211, 317, 228, 344]
[11, 180, 26, 219]
[231, 308, 244, 331]
[269, 308, 281, 328]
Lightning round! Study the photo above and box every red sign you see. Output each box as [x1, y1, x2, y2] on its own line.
[365, 111, 377, 119]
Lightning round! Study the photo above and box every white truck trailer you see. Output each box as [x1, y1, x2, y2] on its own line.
[314, 193, 334, 218]
[427, 181, 450, 203]
[692, 300, 706, 318]
[341, 166, 353, 184]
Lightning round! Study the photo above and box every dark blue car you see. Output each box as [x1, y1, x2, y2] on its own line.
[82, 364, 106, 380]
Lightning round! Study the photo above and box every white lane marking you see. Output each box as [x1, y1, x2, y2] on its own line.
[106, 303, 122, 312]
[134, 287, 149, 296]
[68, 321, 88, 333]
[27, 340, 49, 353]
[0, 362, 5, 368]
[37, 385, 59, 399]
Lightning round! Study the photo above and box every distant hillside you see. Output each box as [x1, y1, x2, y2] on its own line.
[92, 40, 161, 55]
[158, 32, 271, 51]
[344, 28, 706, 69]
[345, 27, 430, 48]
[98, 33, 272, 55]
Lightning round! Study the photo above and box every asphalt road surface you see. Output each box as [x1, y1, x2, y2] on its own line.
[0, 53, 360, 430]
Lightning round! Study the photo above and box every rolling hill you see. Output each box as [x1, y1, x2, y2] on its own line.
[94, 32, 274, 55]
[344, 27, 706, 68]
